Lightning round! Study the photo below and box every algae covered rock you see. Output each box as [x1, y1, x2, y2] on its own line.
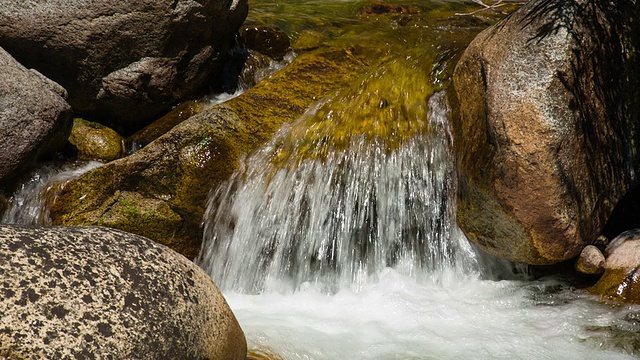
[69, 118, 125, 162]
[50, 46, 376, 258]
[589, 230, 640, 303]
[0, 225, 246, 359]
[451, 0, 639, 264]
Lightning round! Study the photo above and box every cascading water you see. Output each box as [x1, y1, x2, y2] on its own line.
[197, 56, 640, 360]
[198, 91, 479, 293]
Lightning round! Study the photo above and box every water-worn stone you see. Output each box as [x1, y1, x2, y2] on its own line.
[575, 245, 605, 275]
[69, 118, 125, 162]
[0, 225, 246, 359]
[589, 229, 640, 303]
[0, 0, 248, 133]
[0, 46, 72, 187]
[451, 0, 639, 264]
[240, 26, 291, 60]
[49, 46, 378, 258]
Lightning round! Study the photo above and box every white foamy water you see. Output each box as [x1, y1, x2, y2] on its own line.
[229, 270, 639, 359]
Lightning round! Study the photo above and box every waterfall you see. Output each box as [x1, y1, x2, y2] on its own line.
[197, 91, 480, 293]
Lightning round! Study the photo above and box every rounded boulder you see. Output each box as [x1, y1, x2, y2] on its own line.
[0, 225, 246, 359]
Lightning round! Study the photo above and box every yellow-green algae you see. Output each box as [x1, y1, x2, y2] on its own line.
[48, 0, 519, 258]
[69, 118, 125, 162]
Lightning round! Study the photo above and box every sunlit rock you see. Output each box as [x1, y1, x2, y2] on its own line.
[452, 0, 639, 264]
[575, 245, 605, 275]
[49, 46, 377, 258]
[0, 0, 248, 133]
[0, 225, 246, 359]
[0, 46, 72, 187]
[589, 229, 640, 303]
[69, 118, 125, 162]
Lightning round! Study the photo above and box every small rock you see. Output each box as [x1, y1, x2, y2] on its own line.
[239, 50, 276, 88]
[575, 245, 605, 275]
[240, 26, 291, 60]
[69, 118, 125, 162]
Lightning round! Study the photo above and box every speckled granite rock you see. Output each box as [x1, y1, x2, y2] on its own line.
[0, 225, 246, 359]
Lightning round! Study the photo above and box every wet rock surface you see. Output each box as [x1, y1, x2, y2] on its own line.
[452, 0, 639, 264]
[590, 229, 640, 303]
[0, 225, 246, 359]
[240, 26, 291, 60]
[0, 0, 248, 132]
[69, 118, 125, 162]
[0, 46, 72, 187]
[49, 46, 375, 258]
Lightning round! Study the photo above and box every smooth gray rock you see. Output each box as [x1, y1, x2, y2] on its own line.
[0, 47, 72, 187]
[0, 225, 246, 359]
[0, 0, 248, 132]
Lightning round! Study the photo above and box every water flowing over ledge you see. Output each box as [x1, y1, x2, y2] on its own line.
[197, 90, 640, 359]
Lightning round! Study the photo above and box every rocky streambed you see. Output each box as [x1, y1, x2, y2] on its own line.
[1, 0, 640, 358]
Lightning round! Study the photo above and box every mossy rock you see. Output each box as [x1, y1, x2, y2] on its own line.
[69, 118, 125, 162]
[125, 100, 205, 152]
[49, 45, 377, 258]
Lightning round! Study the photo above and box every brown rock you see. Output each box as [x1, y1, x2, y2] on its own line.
[575, 245, 605, 275]
[451, 0, 639, 264]
[240, 26, 291, 60]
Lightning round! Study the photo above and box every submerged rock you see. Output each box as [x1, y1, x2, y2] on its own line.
[451, 0, 639, 264]
[589, 229, 640, 303]
[575, 245, 605, 275]
[240, 26, 291, 60]
[0, 225, 246, 359]
[0, 0, 248, 132]
[49, 46, 377, 258]
[0, 46, 72, 187]
[69, 118, 125, 162]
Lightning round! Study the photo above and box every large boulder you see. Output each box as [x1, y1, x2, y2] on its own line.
[589, 229, 640, 303]
[0, 225, 246, 359]
[451, 0, 639, 264]
[0, 46, 72, 187]
[0, 0, 248, 133]
[49, 46, 379, 259]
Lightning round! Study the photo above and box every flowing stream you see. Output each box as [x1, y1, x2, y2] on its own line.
[197, 88, 640, 359]
[2, 0, 639, 358]
[194, 0, 640, 358]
